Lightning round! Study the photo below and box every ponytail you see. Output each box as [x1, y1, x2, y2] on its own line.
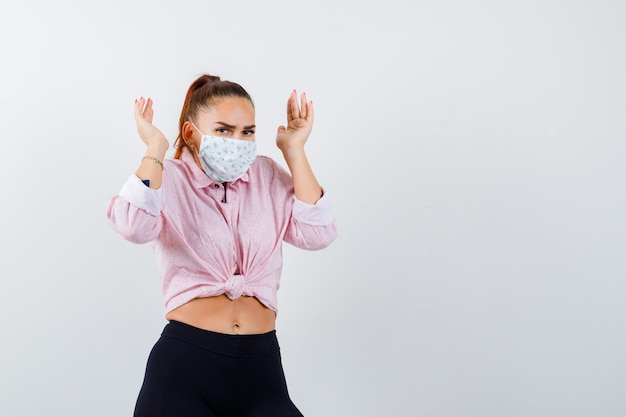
[173, 74, 253, 159]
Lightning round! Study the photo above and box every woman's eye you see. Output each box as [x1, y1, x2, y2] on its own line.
[216, 128, 229, 134]
[243, 130, 255, 136]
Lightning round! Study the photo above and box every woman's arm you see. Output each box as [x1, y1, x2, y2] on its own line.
[134, 97, 169, 189]
[276, 90, 323, 204]
[105, 97, 168, 244]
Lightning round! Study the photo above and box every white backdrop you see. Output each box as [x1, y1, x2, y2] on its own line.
[1, 1, 625, 416]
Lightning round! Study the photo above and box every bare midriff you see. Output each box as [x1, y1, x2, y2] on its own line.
[165, 295, 277, 335]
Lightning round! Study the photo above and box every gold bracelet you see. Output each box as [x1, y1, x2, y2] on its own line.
[143, 156, 164, 170]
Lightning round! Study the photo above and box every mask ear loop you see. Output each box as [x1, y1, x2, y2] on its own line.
[190, 122, 204, 135]
[187, 122, 202, 154]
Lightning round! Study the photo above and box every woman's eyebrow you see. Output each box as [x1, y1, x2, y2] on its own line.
[215, 121, 256, 130]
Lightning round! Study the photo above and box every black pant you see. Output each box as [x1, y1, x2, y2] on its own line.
[133, 320, 304, 417]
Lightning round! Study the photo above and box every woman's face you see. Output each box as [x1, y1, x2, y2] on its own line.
[188, 96, 256, 150]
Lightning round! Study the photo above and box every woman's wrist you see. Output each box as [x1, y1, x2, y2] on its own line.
[278, 143, 305, 161]
[145, 138, 169, 161]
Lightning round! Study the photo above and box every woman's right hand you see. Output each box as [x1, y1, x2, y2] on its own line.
[134, 97, 169, 150]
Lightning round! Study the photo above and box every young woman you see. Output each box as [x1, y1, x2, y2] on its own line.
[106, 74, 338, 416]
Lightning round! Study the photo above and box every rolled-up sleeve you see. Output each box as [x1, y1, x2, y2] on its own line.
[105, 174, 164, 244]
[284, 191, 338, 250]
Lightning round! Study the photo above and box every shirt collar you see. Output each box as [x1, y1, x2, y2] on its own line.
[181, 147, 250, 188]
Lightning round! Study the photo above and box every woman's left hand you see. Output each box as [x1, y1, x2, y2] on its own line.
[276, 90, 314, 152]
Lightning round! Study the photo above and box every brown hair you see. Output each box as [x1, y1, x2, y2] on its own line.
[173, 74, 254, 159]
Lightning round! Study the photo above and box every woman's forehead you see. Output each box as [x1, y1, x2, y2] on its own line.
[199, 97, 255, 122]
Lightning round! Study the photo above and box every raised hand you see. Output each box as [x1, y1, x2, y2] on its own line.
[134, 97, 169, 150]
[276, 90, 314, 152]
[275, 90, 322, 204]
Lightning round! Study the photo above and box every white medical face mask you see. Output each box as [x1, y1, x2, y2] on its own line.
[192, 123, 257, 182]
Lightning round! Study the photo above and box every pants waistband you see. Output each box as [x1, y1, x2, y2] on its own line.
[162, 320, 279, 358]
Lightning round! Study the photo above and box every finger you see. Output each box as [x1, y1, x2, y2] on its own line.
[134, 97, 144, 121]
[144, 98, 154, 122]
[139, 96, 148, 110]
[288, 90, 300, 121]
[307, 99, 314, 124]
[141, 98, 150, 113]
[300, 92, 307, 119]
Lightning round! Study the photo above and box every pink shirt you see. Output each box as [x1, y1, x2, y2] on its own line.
[106, 148, 338, 314]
